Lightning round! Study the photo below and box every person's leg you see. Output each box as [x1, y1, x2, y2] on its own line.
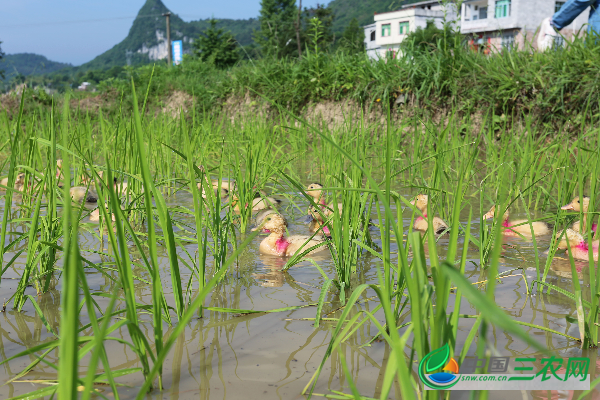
[553, 0, 595, 29]
[539, 0, 594, 50]
[587, 0, 600, 35]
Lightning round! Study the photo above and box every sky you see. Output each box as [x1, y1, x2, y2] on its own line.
[0, 0, 323, 66]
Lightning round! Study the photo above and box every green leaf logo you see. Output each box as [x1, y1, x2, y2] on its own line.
[425, 343, 450, 373]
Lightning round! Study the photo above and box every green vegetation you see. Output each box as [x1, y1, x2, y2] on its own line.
[192, 19, 239, 68]
[339, 17, 365, 53]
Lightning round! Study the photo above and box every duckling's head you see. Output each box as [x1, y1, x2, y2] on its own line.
[306, 183, 324, 201]
[555, 228, 584, 249]
[261, 213, 287, 235]
[15, 173, 25, 185]
[561, 196, 590, 212]
[410, 194, 429, 212]
[482, 205, 510, 222]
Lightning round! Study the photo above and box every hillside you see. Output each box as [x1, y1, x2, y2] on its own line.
[329, 0, 427, 33]
[49, 0, 427, 73]
[79, 0, 258, 71]
[1, 53, 71, 81]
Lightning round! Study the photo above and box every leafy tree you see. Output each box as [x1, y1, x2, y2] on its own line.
[255, 0, 299, 58]
[193, 19, 239, 68]
[303, 4, 334, 50]
[338, 18, 364, 53]
[400, 20, 457, 54]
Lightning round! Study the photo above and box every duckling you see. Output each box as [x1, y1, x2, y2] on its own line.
[258, 214, 328, 256]
[306, 182, 342, 222]
[555, 228, 599, 261]
[69, 187, 98, 203]
[0, 173, 25, 190]
[230, 193, 281, 212]
[196, 165, 236, 192]
[251, 209, 279, 232]
[561, 196, 597, 234]
[89, 207, 116, 222]
[200, 184, 228, 199]
[410, 194, 449, 235]
[483, 205, 550, 236]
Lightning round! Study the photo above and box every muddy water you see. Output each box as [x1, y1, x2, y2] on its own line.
[0, 187, 596, 399]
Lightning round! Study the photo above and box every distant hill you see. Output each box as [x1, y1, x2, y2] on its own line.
[46, 0, 431, 74]
[79, 0, 258, 71]
[1, 53, 71, 81]
[329, 0, 434, 32]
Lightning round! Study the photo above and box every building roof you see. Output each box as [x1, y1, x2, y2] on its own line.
[402, 0, 445, 8]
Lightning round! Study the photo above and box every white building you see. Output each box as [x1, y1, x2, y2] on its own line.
[460, 0, 589, 51]
[368, 0, 458, 59]
[363, 23, 380, 58]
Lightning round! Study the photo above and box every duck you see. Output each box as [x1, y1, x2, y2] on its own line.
[306, 182, 342, 222]
[555, 228, 598, 261]
[230, 193, 281, 212]
[0, 173, 25, 191]
[69, 187, 98, 203]
[251, 209, 279, 231]
[258, 214, 328, 256]
[196, 165, 236, 193]
[561, 196, 597, 234]
[410, 194, 449, 235]
[483, 205, 550, 236]
[89, 207, 116, 222]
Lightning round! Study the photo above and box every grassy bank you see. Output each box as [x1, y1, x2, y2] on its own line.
[4, 33, 600, 131]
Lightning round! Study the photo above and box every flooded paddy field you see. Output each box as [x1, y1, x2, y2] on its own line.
[0, 104, 598, 399]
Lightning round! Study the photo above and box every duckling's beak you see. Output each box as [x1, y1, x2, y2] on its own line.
[482, 212, 493, 220]
[561, 203, 574, 210]
[409, 199, 415, 205]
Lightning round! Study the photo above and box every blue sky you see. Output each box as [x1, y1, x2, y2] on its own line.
[0, 0, 323, 66]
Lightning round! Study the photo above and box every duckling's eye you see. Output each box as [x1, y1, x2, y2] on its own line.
[577, 200, 580, 204]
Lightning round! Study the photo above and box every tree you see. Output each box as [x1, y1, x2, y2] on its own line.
[255, 0, 299, 58]
[338, 18, 364, 54]
[303, 4, 334, 50]
[192, 19, 239, 68]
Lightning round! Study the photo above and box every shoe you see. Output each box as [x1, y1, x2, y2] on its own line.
[538, 17, 557, 51]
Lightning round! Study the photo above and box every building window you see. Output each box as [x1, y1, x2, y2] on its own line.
[399, 21, 409, 35]
[495, 0, 511, 18]
[502, 33, 515, 49]
[382, 24, 391, 37]
[479, 7, 488, 19]
[555, 1, 565, 13]
[370, 31, 376, 41]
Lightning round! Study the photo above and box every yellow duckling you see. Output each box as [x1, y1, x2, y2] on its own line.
[89, 206, 116, 222]
[0, 173, 25, 191]
[410, 194, 449, 235]
[258, 214, 327, 256]
[555, 228, 598, 261]
[561, 196, 597, 234]
[306, 182, 342, 222]
[483, 205, 550, 236]
[251, 209, 279, 231]
[69, 187, 98, 203]
[230, 193, 281, 212]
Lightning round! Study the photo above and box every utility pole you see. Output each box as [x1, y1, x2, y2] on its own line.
[163, 12, 172, 67]
[295, 0, 302, 57]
